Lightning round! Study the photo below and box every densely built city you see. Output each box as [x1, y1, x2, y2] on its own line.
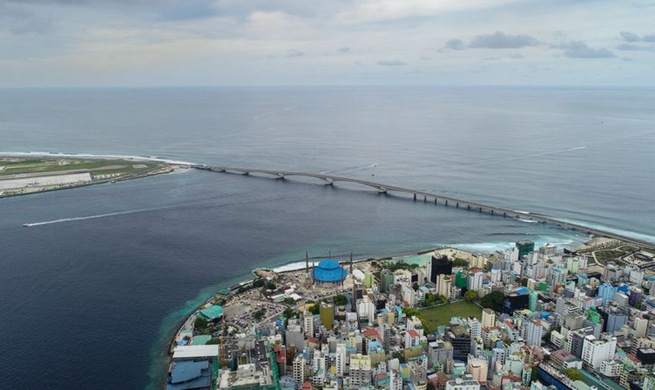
[166, 238, 655, 390]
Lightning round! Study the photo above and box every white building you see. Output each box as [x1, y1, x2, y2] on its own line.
[446, 378, 481, 390]
[525, 319, 544, 347]
[481, 309, 495, 328]
[304, 312, 314, 338]
[390, 369, 403, 390]
[468, 270, 484, 292]
[436, 274, 453, 299]
[293, 354, 308, 385]
[335, 343, 347, 376]
[357, 296, 376, 323]
[582, 335, 617, 370]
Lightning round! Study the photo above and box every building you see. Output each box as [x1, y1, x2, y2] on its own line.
[581, 334, 617, 370]
[430, 255, 453, 283]
[320, 303, 334, 329]
[467, 356, 488, 383]
[312, 260, 348, 283]
[481, 309, 496, 328]
[468, 269, 484, 292]
[349, 354, 372, 386]
[525, 319, 544, 347]
[293, 354, 308, 385]
[516, 241, 535, 259]
[446, 378, 481, 390]
[303, 312, 314, 338]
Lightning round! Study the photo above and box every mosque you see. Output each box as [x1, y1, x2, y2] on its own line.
[311, 259, 348, 283]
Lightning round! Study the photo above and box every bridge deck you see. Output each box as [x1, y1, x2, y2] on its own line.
[193, 165, 653, 249]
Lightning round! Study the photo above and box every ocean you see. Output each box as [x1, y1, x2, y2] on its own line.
[0, 86, 653, 389]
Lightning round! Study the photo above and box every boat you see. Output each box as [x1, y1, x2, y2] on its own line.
[23, 223, 30, 227]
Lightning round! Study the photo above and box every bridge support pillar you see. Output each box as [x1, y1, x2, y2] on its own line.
[479, 207, 482, 213]
[503, 212, 507, 218]
[434, 198, 437, 205]
[424, 196, 427, 202]
[491, 210, 494, 215]
[445, 200, 448, 206]
[456, 202, 459, 208]
[413, 194, 417, 201]
[467, 205, 470, 210]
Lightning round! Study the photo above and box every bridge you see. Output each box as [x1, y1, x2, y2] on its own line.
[193, 165, 653, 249]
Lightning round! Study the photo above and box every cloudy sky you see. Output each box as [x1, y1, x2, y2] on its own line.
[1, 0, 654, 87]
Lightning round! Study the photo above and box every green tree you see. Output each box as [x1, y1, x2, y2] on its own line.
[194, 317, 208, 331]
[392, 351, 407, 363]
[424, 294, 437, 307]
[333, 294, 348, 306]
[253, 308, 267, 321]
[464, 290, 478, 302]
[481, 290, 505, 312]
[564, 368, 582, 381]
[412, 282, 419, 291]
[252, 279, 265, 288]
[452, 258, 469, 267]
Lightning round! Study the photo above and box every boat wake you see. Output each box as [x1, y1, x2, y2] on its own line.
[24, 208, 157, 227]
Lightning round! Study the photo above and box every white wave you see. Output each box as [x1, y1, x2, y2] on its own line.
[271, 261, 309, 273]
[467, 145, 587, 167]
[320, 162, 377, 175]
[0, 151, 196, 166]
[555, 218, 655, 244]
[517, 218, 538, 224]
[440, 236, 584, 255]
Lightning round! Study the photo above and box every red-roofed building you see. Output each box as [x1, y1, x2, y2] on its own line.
[405, 329, 421, 348]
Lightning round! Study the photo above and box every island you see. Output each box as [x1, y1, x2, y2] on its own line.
[0, 155, 188, 198]
[164, 238, 655, 390]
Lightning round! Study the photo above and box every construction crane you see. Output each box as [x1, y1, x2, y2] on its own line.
[219, 315, 227, 369]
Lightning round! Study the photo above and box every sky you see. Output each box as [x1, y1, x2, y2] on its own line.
[1, 0, 654, 87]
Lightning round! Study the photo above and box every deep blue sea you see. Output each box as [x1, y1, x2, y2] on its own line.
[0, 87, 654, 389]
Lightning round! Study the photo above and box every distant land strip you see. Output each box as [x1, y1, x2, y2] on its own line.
[193, 164, 654, 249]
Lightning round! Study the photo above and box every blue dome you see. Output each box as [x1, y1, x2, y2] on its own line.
[313, 259, 347, 283]
[317, 259, 340, 270]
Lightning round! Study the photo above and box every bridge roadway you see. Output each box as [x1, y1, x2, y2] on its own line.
[193, 165, 653, 249]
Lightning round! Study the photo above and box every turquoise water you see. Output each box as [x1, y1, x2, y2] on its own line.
[0, 86, 653, 389]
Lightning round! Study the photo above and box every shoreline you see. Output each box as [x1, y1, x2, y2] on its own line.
[159, 240, 593, 388]
[0, 153, 192, 199]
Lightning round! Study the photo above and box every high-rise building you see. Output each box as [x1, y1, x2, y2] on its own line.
[581, 334, 617, 370]
[430, 255, 453, 283]
[293, 354, 308, 385]
[516, 241, 535, 259]
[335, 343, 347, 376]
[469, 318, 481, 339]
[320, 303, 334, 329]
[436, 274, 453, 299]
[304, 312, 314, 337]
[525, 319, 543, 347]
[467, 269, 484, 292]
[467, 356, 488, 383]
[529, 290, 539, 312]
[349, 354, 372, 386]
[357, 296, 376, 323]
[481, 309, 496, 328]
[390, 369, 403, 390]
